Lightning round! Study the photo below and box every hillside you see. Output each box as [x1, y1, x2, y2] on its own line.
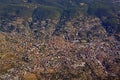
[0, 0, 120, 80]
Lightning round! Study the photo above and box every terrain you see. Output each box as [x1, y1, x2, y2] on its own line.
[0, 0, 120, 80]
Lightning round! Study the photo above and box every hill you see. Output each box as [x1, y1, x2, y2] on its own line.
[0, 0, 120, 80]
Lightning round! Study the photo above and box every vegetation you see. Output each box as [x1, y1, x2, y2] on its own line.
[86, 0, 120, 34]
[0, 0, 119, 33]
[32, 6, 61, 20]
